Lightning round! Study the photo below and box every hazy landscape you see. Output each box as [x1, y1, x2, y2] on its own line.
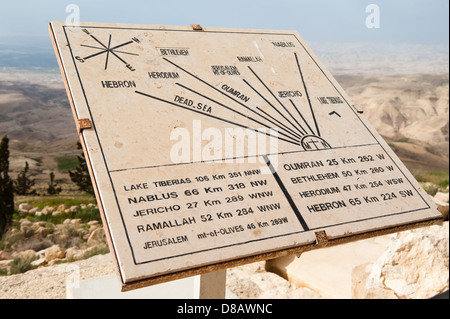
[0, 41, 448, 194]
[0, 31, 448, 299]
[0, 71, 79, 192]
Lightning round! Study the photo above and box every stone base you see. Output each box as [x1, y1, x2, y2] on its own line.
[66, 273, 237, 299]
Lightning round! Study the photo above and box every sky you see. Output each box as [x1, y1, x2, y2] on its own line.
[0, 0, 448, 47]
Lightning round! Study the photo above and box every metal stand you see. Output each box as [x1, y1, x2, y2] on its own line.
[194, 269, 227, 299]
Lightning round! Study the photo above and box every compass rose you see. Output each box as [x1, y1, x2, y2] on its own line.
[75, 29, 139, 71]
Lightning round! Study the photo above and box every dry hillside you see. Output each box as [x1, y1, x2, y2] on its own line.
[0, 73, 448, 191]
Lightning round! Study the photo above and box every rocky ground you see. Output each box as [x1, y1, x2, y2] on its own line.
[0, 202, 108, 278]
[1, 48, 448, 299]
[2, 74, 449, 191]
[0, 254, 114, 299]
[0, 222, 447, 299]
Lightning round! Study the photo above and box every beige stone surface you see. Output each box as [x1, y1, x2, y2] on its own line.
[49, 21, 442, 286]
[44, 245, 65, 262]
[0, 254, 308, 299]
[227, 261, 322, 299]
[266, 235, 393, 298]
[0, 254, 115, 299]
[265, 222, 449, 299]
[355, 222, 449, 299]
[1, 223, 447, 299]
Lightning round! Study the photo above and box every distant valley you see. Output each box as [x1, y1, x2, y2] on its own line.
[0, 80, 75, 143]
[337, 74, 449, 145]
[0, 41, 448, 192]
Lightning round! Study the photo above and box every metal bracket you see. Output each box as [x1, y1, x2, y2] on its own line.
[314, 231, 328, 247]
[195, 270, 227, 299]
[353, 105, 364, 114]
[77, 118, 92, 133]
[191, 24, 203, 31]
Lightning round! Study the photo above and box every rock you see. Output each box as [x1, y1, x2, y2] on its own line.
[18, 203, 32, 212]
[435, 192, 449, 203]
[28, 207, 39, 214]
[226, 261, 322, 299]
[35, 249, 47, 259]
[433, 192, 449, 220]
[65, 247, 81, 261]
[65, 247, 91, 261]
[70, 205, 80, 213]
[88, 221, 101, 232]
[47, 258, 65, 266]
[265, 255, 297, 279]
[44, 245, 65, 263]
[13, 249, 36, 260]
[31, 222, 41, 232]
[19, 219, 32, 227]
[19, 218, 34, 237]
[36, 226, 50, 238]
[23, 237, 54, 253]
[433, 198, 449, 220]
[30, 257, 46, 267]
[0, 259, 13, 266]
[42, 206, 55, 215]
[266, 235, 392, 298]
[353, 222, 449, 299]
[351, 263, 398, 299]
[87, 228, 106, 247]
[19, 220, 34, 238]
[0, 251, 12, 261]
[57, 204, 68, 212]
[70, 219, 82, 226]
[62, 218, 82, 226]
[0, 259, 13, 270]
[0, 254, 115, 299]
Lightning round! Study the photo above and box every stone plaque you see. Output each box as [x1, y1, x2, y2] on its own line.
[49, 22, 442, 290]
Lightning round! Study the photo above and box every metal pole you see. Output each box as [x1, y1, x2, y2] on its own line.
[194, 269, 227, 299]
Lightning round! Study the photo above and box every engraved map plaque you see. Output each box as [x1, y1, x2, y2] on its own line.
[49, 22, 442, 289]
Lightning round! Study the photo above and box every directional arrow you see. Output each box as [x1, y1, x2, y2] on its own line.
[329, 111, 341, 117]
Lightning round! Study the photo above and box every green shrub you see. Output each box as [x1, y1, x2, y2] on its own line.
[25, 195, 95, 210]
[9, 255, 36, 275]
[55, 156, 79, 172]
[438, 178, 449, 188]
[415, 172, 449, 194]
